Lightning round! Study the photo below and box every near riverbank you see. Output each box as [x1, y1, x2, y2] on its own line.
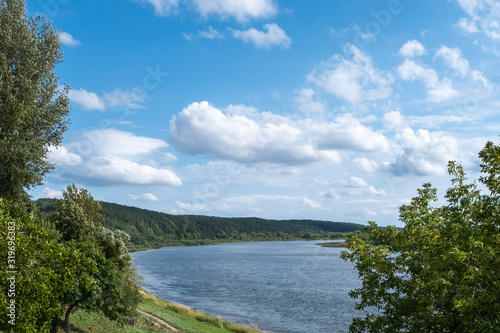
[53, 288, 265, 333]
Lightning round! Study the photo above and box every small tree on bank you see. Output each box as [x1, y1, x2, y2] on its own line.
[51, 184, 140, 333]
[341, 141, 500, 332]
[0, 0, 70, 202]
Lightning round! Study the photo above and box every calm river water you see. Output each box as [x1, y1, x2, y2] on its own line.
[132, 241, 367, 333]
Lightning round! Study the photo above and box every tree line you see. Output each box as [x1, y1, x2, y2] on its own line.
[36, 199, 364, 250]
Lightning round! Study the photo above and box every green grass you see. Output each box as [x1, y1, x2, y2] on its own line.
[137, 289, 263, 333]
[51, 288, 263, 333]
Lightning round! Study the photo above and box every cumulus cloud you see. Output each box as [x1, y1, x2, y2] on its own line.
[386, 125, 460, 176]
[341, 177, 386, 196]
[41, 187, 63, 199]
[232, 23, 292, 49]
[76, 156, 181, 187]
[59, 32, 81, 47]
[129, 193, 159, 202]
[170, 101, 390, 165]
[399, 40, 426, 57]
[353, 158, 379, 173]
[295, 88, 326, 115]
[397, 59, 458, 102]
[170, 101, 341, 164]
[306, 114, 389, 152]
[69, 129, 168, 158]
[191, 0, 277, 22]
[383, 110, 406, 130]
[69, 88, 146, 111]
[68, 89, 106, 111]
[308, 44, 393, 104]
[48, 145, 83, 166]
[49, 130, 181, 187]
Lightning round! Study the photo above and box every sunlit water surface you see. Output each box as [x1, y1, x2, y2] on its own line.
[132, 241, 368, 333]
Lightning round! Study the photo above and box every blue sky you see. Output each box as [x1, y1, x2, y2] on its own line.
[27, 0, 500, 226]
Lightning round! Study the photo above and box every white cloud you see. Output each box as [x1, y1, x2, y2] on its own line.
[434, 46, 470, 76]
[41, 187, 63, 199]
[295, 88, 326, 115]
[183, 26, 225, 41]
[232, 23, 292, 49]
[78, 156, 181, 186]
[399, 40, 426, 57]
[48, 145, 83, 166]
[191, 0, 277, 22]
[382, 110, 406, 130]
[68, 89, 106, 111]
[170, 101, 342, 165]
[59, 32, 81, 47]
[353, 158, 379, 173]
[397, 59, 458, 102]
[168, 194, 322, 215]
[386, 127, 461, 176]
[134, 0, 180, 16]
[308, 44, 393, 104]
[70, 129, 168, 158]
[457, 17, 480, 33]
[434, 46, 489, 89]
[454, 0, 500, 40]
[51, 130, 181, 187]
[69, 88, 146, 111]
[341, 177, 386, 196]
[306, 114, 390, 152]
[129, 193, 159, 202]
[170, 101, 390, 165]
[103, 88, 146, 109]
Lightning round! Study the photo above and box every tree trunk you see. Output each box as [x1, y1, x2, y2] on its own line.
[65, 304, 76, 333]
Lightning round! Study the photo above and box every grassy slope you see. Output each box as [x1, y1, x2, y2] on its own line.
[54, 289, 263, 333]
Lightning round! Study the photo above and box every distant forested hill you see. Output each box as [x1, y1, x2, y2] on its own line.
[36, 199, 364, 250]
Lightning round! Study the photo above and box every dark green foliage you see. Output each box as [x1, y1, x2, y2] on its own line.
[0, 199, 93, 333]
[36, 199, 364, 250]
[0, 0, 70, 201]
[46, 185, 140, 333]
[50, 184, 104, 241]
[341, 141, 500, 333]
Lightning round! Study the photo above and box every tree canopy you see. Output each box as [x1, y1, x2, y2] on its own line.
[0, 0, 70, 201]
[342, 141, 500, 332]
[50, 184, 140, 333]
[0, 199, 94, 332]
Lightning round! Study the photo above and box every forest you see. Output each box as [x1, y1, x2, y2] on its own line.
[36, 199, 363, 250]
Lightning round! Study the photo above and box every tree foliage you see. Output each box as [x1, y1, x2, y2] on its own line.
[0, 199, 93, 333]
[50, 184, 139, 333]
[341, 141, 500, 332]
[50, 184, 104, 242]
[0, 0, 70, 201]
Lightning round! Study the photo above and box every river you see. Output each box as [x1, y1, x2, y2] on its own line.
[131, 240, 368, 333]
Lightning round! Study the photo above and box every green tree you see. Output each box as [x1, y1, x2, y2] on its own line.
[51, 185, 140, 333]
[51, 184, 104, 241]
[0, 199, 94, 333]
[0, 0, 70, 201]
[341, 141, 500, 332]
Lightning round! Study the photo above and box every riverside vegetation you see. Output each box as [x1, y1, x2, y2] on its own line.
[35, 199, 363, 251]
